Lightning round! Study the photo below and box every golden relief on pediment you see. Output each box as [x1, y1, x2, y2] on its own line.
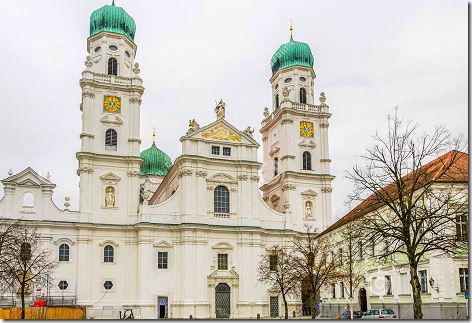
[202, 125, 241, 142]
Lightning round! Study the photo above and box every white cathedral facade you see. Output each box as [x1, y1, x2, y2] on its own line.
[0, 3, 334, 319]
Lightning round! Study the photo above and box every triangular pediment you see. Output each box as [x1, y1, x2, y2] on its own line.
[1, 167, 55, 188]
[100, 172, 121, 182]
[182, 118, 259, 147]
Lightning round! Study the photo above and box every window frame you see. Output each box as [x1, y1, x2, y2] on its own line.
[217, 253, 228, 270]
[459, 268, 468, 293]
[300, 87, 307, 104]
[107, 57, 118, 76]
[222, 147, 231, 157]
[105, 128, 118, 151]
[59, 243, 70, 262]
[158, 251, 168, 269]
[211, 146, 220, 155]
[269, 254, 278, 272]
[456, 214, 468, 241]
[103, 245, 115, 263]
[302, 151, 312, 170]
[419, 270, 428, 294]
[214, 185, 230, 215]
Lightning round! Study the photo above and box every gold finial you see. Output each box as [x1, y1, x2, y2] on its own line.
[153, 126, 156, 142]
[290, 19, 293, 36]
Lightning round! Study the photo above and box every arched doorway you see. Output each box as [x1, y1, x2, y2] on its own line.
[215, 283, 230, 318]
[359, 288, 367, 312]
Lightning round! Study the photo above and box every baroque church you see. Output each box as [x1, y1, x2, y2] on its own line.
[0, 2, 334, 319]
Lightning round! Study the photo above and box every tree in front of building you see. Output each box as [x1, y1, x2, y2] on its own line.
[346, 110, 468, 319]
[3, 225, 57, 319]
[257, 245, 297, 319]
[335, 221, 365, 319]
[290, 224, 338, 318]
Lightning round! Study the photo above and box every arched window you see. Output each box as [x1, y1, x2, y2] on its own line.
[302, 151, 312, 170]
[59, 244, 69, 261]
[214, 186, 230, 214]
[104, 245, 114, 262]
[108, 58, 117, 76]
[275, 94, 279, 109]
[300, 88, 307, 103]
[23, 192, 34, 207]
[274, 157, 279, 176]
[20, 242, 31, 261]
[105, 129, 117, 151]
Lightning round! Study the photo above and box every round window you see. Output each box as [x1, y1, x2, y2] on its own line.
[299, 77, 307, 82]
[94, 46, 101, 53]
[109, 45, 118, 51]
[104, 281, 113, 290]
[125, 51, 130, 58]
[284, 78, 292, 84]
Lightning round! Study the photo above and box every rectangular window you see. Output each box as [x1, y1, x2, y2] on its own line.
[385, 275, 392, 295]
[338, 248, 343, 263]
[340, 282, 344, 298]
[358, 241, 363, 260]
[211, 146, 220, 155]
[332, 283, 336, 298]
[419, 270, 428, 293]
[384, 239, 389, 254]
[371, 239, 375, 256]
[456, 215, 468, 241]
[400, 273, 409, 294]
[218, 254, 228, 270]
[158, 252, 168, 269]
[269, 255, 277, 271]
[459, 268, 468, 292]
[223, 147, 231, 156]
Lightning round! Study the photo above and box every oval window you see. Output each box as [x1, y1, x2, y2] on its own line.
[125, 51, 130, 58]
[109, 45, 118, 51]
[284, 78, 292, 84]
[299, 77, 307, 82]
[94, 46, 101, 53]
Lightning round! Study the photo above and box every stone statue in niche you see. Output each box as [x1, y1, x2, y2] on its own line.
[305, 201, 313, 218]
[105, 187, 115, 207]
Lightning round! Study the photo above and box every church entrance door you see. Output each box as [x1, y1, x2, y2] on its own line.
[215, 283, 230, 318]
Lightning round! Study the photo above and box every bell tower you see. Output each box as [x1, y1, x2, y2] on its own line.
[77, 2, 144, 224]
[260, 25, 334, 231]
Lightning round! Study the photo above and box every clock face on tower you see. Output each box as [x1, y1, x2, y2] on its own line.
[300, 121, 314, 137]
[103, 96, 121, 113]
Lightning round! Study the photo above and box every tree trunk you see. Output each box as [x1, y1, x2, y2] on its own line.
[350, 298, 354, 319]
[21, 281, 25, 319]
[282, 293, 289, 319]
[409, 266, 423, 319]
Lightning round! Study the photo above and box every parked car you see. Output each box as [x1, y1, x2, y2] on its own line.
[340, 311, 364, 319]
[361, 309, 396, 319]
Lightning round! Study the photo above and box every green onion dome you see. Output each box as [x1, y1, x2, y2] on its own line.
[90, 1, 136, 43]
[140, 142, 173, 176]
[270, 36, 314, 75]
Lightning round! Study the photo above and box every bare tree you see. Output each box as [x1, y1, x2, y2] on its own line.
[0, 219, 21, 294]
[4, 225, 57, 319]
[257, 245, 297, 319]
[346, 110, 468, 319]
[335, 221, 365, 319]
[290, 224, 338, 318]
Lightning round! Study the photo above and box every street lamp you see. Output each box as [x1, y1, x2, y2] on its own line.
[429, 277, 439, 292]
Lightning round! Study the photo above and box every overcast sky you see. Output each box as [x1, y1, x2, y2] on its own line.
[0, 0, 467, 222]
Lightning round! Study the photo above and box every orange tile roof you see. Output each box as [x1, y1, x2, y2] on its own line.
[319, 150, 468, 237]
